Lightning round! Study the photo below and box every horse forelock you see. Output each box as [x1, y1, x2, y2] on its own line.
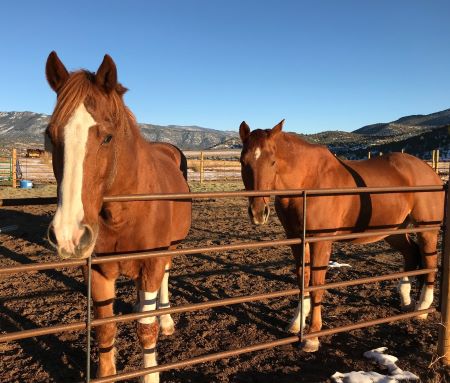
[50, 70, 130, 132]
[243, 130, 277, 160]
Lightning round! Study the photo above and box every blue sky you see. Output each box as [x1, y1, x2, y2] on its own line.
[1, 1, 450, 133]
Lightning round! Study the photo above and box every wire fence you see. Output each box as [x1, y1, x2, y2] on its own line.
[1, 149, 449, 186]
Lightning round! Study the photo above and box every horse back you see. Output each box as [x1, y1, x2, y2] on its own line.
[276, 152, 443, 240]
[148, 142, 189, 182]
[342, 152, 442, 188]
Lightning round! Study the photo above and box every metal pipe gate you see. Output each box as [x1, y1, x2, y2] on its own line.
[0, 184, 448, 382]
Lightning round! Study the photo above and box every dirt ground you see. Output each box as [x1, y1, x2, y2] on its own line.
[1, 184, 449, 382]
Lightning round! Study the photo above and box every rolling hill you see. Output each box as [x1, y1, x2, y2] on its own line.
[1, 108, 449, 159]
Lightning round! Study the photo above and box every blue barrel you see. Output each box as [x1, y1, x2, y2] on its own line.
[20, 180, 33, 189]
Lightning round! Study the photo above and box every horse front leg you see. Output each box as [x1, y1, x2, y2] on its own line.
[415, 230, 439, 319]
[158, 259, 175, 336]
[287, 243, 311, 334]
[137, 259, 167, 383]
[91, 269, 117, 378]
[302, 241, 332, 353]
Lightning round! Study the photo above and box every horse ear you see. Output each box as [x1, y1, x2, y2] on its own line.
[96, 54, 118, 93]
[46, 51, 69, 93]
[239, 121, 250, 142]
[271, 119, 285, 136]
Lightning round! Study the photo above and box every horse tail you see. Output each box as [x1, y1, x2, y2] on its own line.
[411, 236, 422, 266]
[172, 145, 188, 181]
[180, 151, 188, 181]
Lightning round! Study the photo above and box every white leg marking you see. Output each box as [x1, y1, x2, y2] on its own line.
[416, 286, 434, 311]
[159, 264, 175, 335]
[138, 290, 157, 324]
[141, 352, 159, 383]
[52, 103, 96, 254]
[287, 295, 311, 333]
[138, 290, 159, 383]
[397, 276, 412, 308]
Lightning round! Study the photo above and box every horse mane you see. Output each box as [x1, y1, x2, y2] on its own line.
[50, 70, 135, 132]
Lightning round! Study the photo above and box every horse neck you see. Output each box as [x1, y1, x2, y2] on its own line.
[107, 118, 151, 195]
[274, 133, 340, 189]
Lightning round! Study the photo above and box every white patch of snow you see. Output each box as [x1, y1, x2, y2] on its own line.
[328, 261, 352, 268]
[331, 347, 419, 383]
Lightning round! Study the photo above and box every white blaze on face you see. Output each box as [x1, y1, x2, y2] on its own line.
[254, 147, 261, 160]
[52, 103, 96, 254]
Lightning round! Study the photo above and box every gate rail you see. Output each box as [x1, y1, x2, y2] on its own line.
[0, 184, 448, 383]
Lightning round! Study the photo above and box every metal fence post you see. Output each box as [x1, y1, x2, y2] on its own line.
[436, 149, 440, 173]
[86, 256, 93, 382]
[432, 150, 436, 172]
[300, 191, 307, 342]
[438, 182, 450, 364]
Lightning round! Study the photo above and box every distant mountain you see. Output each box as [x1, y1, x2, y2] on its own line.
[353, 108, 450, 136]
[1, 108, 449, 159]
[0, 111, 238, 154]
[138, 123, 236, 150]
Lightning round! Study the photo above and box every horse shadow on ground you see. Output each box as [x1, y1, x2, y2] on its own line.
[0, 244, 86, 293]
[0, 207, 53, 248]
[175, 252, 295, 285]
[0, 300, 85, 382]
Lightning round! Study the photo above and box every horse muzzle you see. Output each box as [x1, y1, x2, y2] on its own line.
[47, 223, 97, 259]
[248, 204, 270, 226]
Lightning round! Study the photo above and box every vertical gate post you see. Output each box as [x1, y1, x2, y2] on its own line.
[436, 149, 440, 173]
[200, 151, 204, 184]
[300, 191, 307, 342]
[85, 256, 92, 382]
[432, 150, 436, 172]
[12, 148, 17, 188]
[438, 182, 450, 364]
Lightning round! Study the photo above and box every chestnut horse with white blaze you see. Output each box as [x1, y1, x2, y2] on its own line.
[239, 120, 443, 352]
[45, 52, 191, 382]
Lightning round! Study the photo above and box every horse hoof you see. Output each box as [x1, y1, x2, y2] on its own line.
[140, 373, 160, 383]
[415, 313, 429, 320]
[400, 302, 415, 312]
[160, 324, 175, 336]
[301, 339, 320, 353]
[286, 323, 300, 334]
[160, 315, 175, 336]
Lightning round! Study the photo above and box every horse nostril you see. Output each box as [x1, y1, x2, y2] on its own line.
[47, 224, 58, 249]
[79, 224, 94, 249]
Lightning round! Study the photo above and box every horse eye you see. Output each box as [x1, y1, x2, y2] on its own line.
[102, 134, 113, 145]
[271, 161, 276, 166]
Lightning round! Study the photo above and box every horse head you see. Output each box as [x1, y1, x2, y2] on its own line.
[45, 51, 130, 259]
[239, 119, 284, 225]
